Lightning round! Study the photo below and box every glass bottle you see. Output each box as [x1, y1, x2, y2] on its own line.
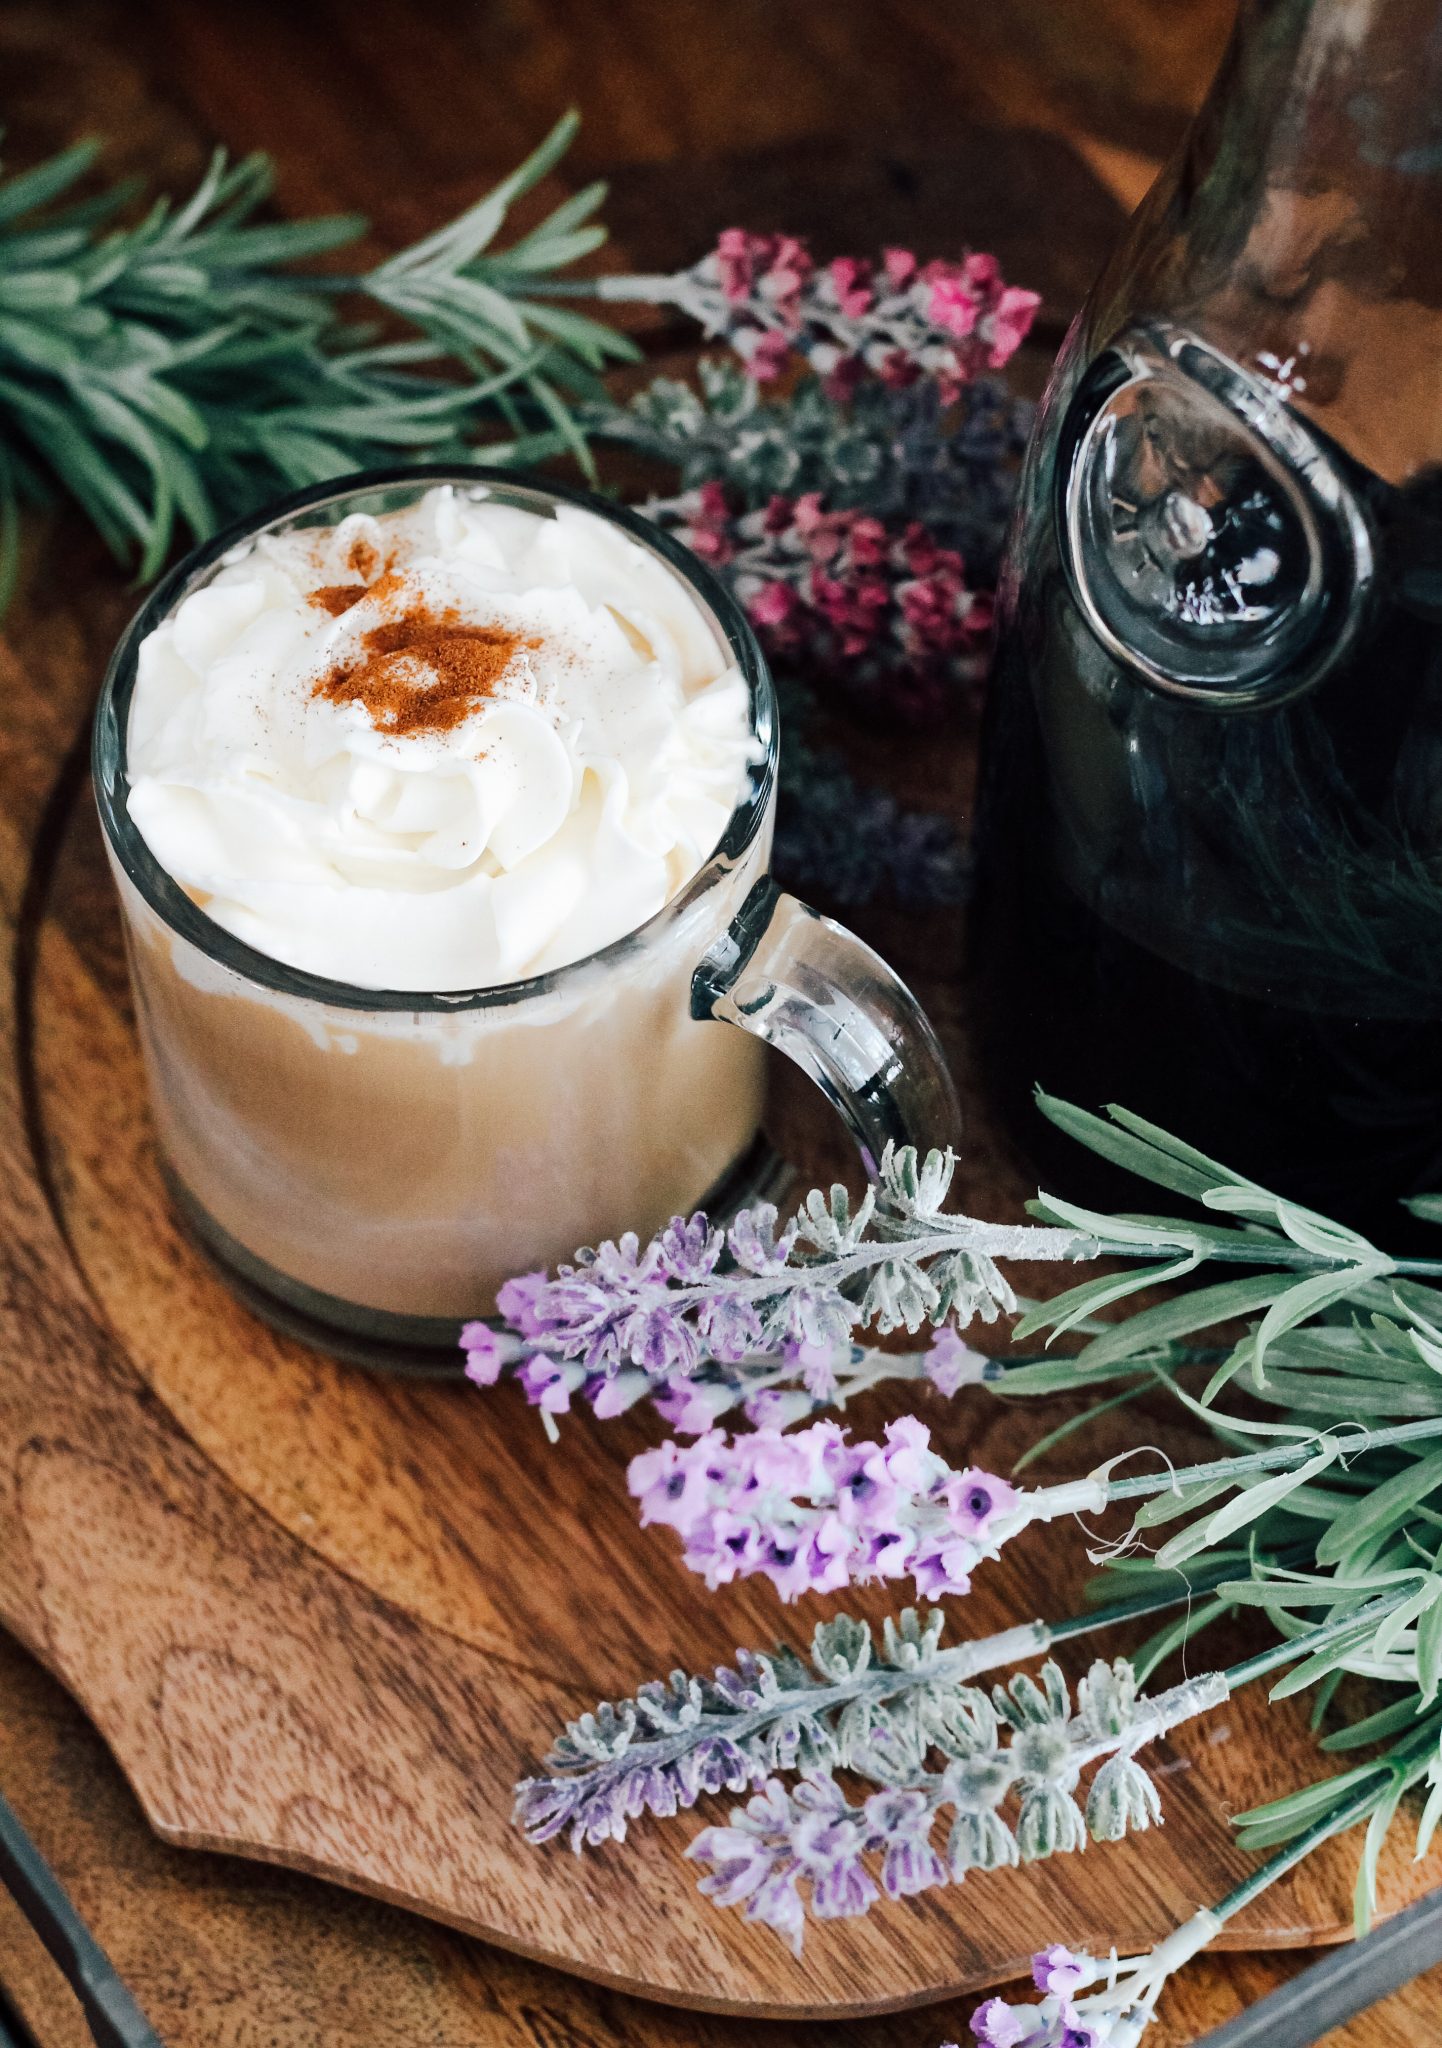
[971, 0, 1442, 1237]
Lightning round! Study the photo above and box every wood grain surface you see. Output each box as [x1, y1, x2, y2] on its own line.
[3, 1620, 1442, 2048]
[2, 1, 1437, 2040]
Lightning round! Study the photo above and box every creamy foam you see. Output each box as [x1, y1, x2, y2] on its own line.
[126, 486, 758, 990]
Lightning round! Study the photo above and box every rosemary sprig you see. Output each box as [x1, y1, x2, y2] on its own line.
[0, 112, 636, 602]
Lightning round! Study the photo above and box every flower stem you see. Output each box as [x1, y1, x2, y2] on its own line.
[1211, 1725, 1437, 1924]
[1096, 1417, 1442, 1504]
[1223, 1595, 1409, 1689]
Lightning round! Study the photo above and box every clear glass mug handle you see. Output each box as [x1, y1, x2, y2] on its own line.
[692, 876, 962, 1176]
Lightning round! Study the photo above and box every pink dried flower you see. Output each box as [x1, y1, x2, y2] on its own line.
[988, 284, 1043, 367]
[748, 580, 801, 631]
[653, 484, 994, 722]
[715, 226, 760, 302]
[743, 328, 793, 381]
[760, 234, 813, 325]
[882, 245, 919, 290]
[653, 230, 1036, 400]
[924, 263, 981, 340]
[829, 255, 874, 317]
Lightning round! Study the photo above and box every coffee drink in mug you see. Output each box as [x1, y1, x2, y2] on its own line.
[94, 470, 957, 1366]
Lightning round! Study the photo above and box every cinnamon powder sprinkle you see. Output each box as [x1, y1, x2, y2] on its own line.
[312, 596, 539, 738]
[347, 535, 382, 581]
[308, 583, 369, 616]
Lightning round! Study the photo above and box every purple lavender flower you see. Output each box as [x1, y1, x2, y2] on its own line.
[788, 1336, 842, 1399]
[1033, 1946, 1095, 1999]
[652, 1378, 739, 1435]
[690, 1775, 883, 1953]
[460, 1321, 506, 1386]
[943, 1468, 1019, 1539]
[743, 1386, 816, 1430]
[630, 1440, 717, 1536]
[970, 1999, 1029, 2048]
[864, 1786, 948, 1898]
[688, 1779, 807, 1953]
[1059, 2022, 1105, 2048]
[926, 1324, 988, 1397]
[518, 1355, 580, 1414]
[588, 1369, 652, 1419]
[495, 1270, 549, 1337]
[657, 1213, 725, 1281]
[696, 1288, 765, 1360]
[728, 1201, 798, 1274]
[627, 1418, 1020, 1603]
[910, 1534, 981, 1600]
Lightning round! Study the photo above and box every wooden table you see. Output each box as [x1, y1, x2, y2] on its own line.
[2, 2, 1441, 2041]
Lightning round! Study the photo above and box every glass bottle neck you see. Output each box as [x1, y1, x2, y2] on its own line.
[1102, 0, 1442, 483]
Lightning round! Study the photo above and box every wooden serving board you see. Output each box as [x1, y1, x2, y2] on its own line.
[2, 532, 1439, 2021]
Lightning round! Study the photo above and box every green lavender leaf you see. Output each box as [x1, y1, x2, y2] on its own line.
[1419, 1563, 1442, 1705]
[1316, 1450, 1442, 1570]
[1415, 1741, 1442, 1858]
[1321, 1695, 1431, 1753]
[1034, 1092, 1262, 1206]
[1072, 1274, 1290, 1372]
[1153, 1446, 1342, 1571]
[1234, 1761, 1384, 1846]
[1012, 1252, 1201, 1345]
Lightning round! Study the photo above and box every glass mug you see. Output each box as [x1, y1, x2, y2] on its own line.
[94, 469, 960, 1370]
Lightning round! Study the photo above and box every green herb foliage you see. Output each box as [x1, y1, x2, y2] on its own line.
[1007, 1091, 1442, 1925]
[0, 113, 637, 607]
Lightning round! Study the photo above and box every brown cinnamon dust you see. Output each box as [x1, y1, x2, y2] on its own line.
[347, 534, 382, 581]
[310, 584, 539, 738]
[308, 584, 368, 617]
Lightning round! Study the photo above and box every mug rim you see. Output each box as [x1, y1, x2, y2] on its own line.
[92, 463, 778, 1015]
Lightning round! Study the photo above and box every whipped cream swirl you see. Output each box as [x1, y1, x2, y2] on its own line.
[125, 486, 759, 990]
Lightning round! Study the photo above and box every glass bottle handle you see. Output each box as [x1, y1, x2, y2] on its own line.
[692, 876, 961, 1177]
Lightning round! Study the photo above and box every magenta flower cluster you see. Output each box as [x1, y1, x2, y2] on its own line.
[703, 230, 1040, 401]
[628, 1416, 1017, 1603]
[656, 483, 993, 719]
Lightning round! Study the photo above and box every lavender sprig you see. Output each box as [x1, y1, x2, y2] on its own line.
[965, 1918, 1224, 2048]
[628, 1416, 1025, 1602]
[601, 358, 1031, 574]
[514, 1573, 1248, 1860]
[463, 1319, 994, 1437]
[684, 1657, 1225, 1954]
[497, 1141, 1095, 1393]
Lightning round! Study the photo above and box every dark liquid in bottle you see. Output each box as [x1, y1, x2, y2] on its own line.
[972, 455, 1442, 1245]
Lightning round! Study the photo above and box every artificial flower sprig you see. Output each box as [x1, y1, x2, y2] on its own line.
[517, 1581, 1431, 1962]
[648, 482, 993, 725]
[586, 231, 1039, 401]
[514, 1568, 1252, 1856]
[684, 1655, 1225, 1955]
[604, 355, 1031, 571]
[467, 1138, 1094, 1406]
[960, 1706, 1442, 2048]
